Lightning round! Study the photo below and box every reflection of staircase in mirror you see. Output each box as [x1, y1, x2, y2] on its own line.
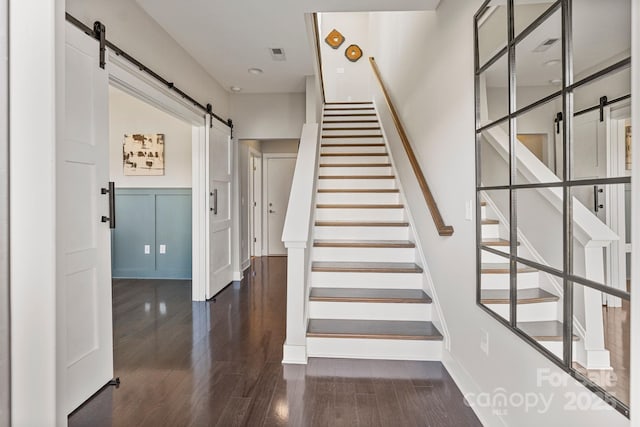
[479, 196, 580, 360]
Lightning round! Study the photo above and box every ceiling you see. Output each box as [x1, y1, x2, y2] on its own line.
[135, 0, 441, 94]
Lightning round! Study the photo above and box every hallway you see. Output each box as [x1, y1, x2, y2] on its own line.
[69, 257, 481, 426]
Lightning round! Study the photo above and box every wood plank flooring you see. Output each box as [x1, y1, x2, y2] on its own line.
[69, 257, 481, 427]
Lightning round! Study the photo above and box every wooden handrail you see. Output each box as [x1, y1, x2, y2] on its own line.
[311, 13, 326, 104]
[369, 57, 454, 237]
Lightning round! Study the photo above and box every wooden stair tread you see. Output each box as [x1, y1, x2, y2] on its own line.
[317, 189, 400, 193]
[324, 113, 377, 117]
[481, 288, 559, 304]
[322, 135, 382, 139]
[319, 163, 391, 167]
[517, 320, 578, 342]
[321, 153, 388, 157]
[314, 240, 415, 248]
[316, 204, 403, 209]
[480, 201, 487, 206]
[321, 143, 385, 147]
[325, 107, 375, 111]
[481, 238, 519, 247]
[481, 219, 499, 225]
[325, 102, 373, 105]
[318, 175, 394, 179]
[307, 319, 442, 340]
[323, 127, 381, 131]
[315, 220, 408, 227]
[310, 288, 431, 304]
[481, 263, 537, 274]
[323, 120, 379, 124]
[312, 261, 423, 273]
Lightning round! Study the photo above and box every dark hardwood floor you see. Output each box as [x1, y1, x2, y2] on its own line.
[69, 257, 481, 427]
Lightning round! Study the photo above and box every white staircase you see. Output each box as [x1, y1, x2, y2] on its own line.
[305, 103, 443, 361]
[479, 198, 578, 358]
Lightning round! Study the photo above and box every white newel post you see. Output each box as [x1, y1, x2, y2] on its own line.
[282, 243, 309, 364]
[583, 244, 612, 369]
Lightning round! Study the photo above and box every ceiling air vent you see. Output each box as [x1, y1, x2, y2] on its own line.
[270, 48, 286, 61]
[533, 38, 559, 53]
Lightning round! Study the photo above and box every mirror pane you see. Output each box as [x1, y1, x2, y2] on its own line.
[516, 265, 564, 361]
[478, 53, 509, 126]
[572, 69, 631, 181]
[515, 8, 562, 111]
[480, 248, 511, 322]
[479, 190, 511, 257]
[477, 2, 508, 68]
[573, 0, 631, 81]
[514, 96, 563, 183]
[572, 284, 630, 408]
[514, 0, 556, 37]
[515, 187, 564, 271]
[570, 183, 631, 292]
[479, 121, 510, 187]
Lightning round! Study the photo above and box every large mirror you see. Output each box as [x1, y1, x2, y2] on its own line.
[474, 0, 632, 417]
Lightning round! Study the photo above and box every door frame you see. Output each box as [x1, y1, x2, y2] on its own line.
[262, 153, 297, 255]
[248, 148, 263, 258]
[107, 52, 213, 301]
[0, 0, 8, 422]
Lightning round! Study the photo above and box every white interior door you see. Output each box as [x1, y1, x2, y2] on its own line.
[208, 119, 233, 298]
[265, 156, 296, 255]
[61, 23, 113, 413]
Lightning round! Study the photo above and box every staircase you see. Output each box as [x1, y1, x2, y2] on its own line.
[479, 197, 578, 358]
[305, 102, 443, 361]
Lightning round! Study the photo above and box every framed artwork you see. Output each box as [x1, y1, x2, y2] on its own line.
[123, 133, 165, 176]
[625, 125, 631, 170]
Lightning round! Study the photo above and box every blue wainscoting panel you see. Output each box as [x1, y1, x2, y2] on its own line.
[112, 188, 192, 279]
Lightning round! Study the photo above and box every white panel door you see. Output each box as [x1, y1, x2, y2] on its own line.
[265, 156, 297, 255]
[61, 23, 113, 413]
[208, 120, 233, 298]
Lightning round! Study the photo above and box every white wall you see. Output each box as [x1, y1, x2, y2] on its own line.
[369, 5, 629, 426]
[66, 0, 230, 118]
[230, 93, 305, 140]
[109, 86, 192, 188]
[320, 12, 372, 102]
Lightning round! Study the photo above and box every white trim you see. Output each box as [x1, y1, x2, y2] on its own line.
[248, 148, 263, 257]
[263, 152, 298, 255]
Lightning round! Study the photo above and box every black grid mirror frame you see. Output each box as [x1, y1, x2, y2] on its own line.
[474, 0, 631, 417]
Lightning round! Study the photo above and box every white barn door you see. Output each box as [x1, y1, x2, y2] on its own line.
[208, 119, 233, 298]
[60, 23, 114, 413]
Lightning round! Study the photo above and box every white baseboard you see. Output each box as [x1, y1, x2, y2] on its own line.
[282, 344, 308, 365]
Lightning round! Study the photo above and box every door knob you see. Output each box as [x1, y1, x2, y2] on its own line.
[269, 209, 275, 213]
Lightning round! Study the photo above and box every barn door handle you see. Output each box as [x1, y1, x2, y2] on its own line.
[593, 185, 604, 213]
[210, 189, 218, 215]
[101, 182, 116, 229]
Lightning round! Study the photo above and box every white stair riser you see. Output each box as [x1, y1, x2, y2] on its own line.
[319, 166, 392, 176]
[318, 179, 396, 190]
[313, 246, 415, 263]
[307, 337, 442, 361]
[315, 208, 404, 221]
[323, 123, 380, 130]
[481, 249, 513, 263]
[320, 155, 390, 164]
[311, 271, 422, 288]
[314, 226, 409, 240]
[324, 108, 375, 113]
[481, 205, 487, 218]
[487, 301, 559, 322]
[481, 223, 500, 239]
[321, 137, 384, 144]
[321, 145, 386, 154]
[309, 301, 431, 321]
[480, 271, 540, 289]
[323, 129, 383, 136]
[316, 192, 399, 204]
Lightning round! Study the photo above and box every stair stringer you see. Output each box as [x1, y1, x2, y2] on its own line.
[374, 106, 451, 352]
[481, 191, 589, 366]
